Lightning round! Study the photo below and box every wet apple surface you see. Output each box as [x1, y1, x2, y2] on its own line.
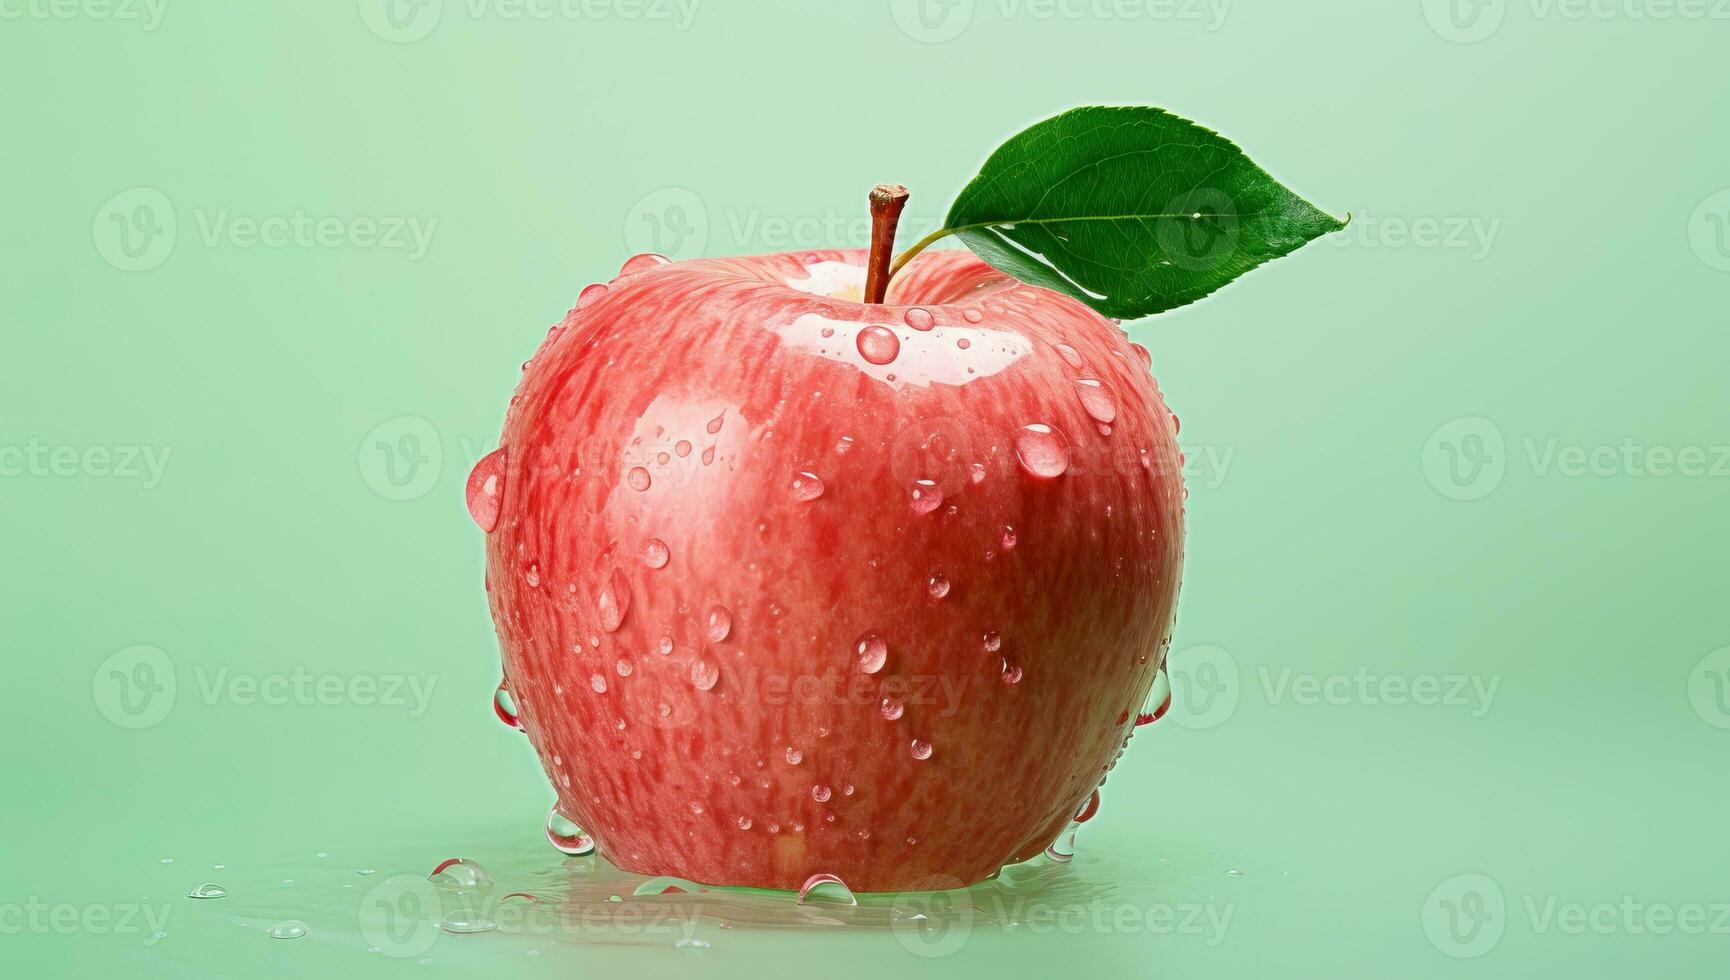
[474, 248, 1185, 891]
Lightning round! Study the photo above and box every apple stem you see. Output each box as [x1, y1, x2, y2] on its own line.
[863, 183, 909, 305]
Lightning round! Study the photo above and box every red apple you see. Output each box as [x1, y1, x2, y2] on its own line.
[475, 246, 1184, 892]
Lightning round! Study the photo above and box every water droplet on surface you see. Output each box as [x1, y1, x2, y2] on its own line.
[700, 445, 716, 465]
[1074, 378, 1118, 424]
[705, 605, 733, 642]
[962, 308, 984, 323]
[626, 466, 651, 492]
[597, 571, 630, 632]
[1000, 659, 1023, 685]
[811, 784, 832, 803]
[784, 747, 803, 765]
[590, 674, 608, 693]
[620, 252, 670, 275]
[1014, 424, 1070, 478]
[834, 435, 855, 454]
[1053, 343, 1084, 369]
[465, 448, 508, 533]
[903, 307, 935, 331]
[690, 659, 719, 691]
[523, 563, 541, 588]
[790, 471, 825, 501]
[797, 873, 857, 906]
[1137, 666, 1173, 725]
[880, 696, 905, 720]
[658, 636, 675, 655]
[1045, 826, 1077, 863]
[493, 680, 522, 730]
[546, 810, 596, 856]
[675, 938, 711, 952]
[909, 479, 942, 515]
[635, 877, 697, 896]
[982, 631, 1002, 653]
[956, 338, 971, 349]
[856, 325, 901, 365]
[925, 571, 951, 599]
[643, 538, 670, 569]
[854, 632, 887, 674]
[1132, 342, 1153, 370]
[909, 738, 933, 760]
[1227, 868, 1245, 877]
[441, 910, 500, 935]
[674, 439, 692, 457]
[615, 658, 633, 677]
[188, 883, 227, 900]
[706, 412, 725, 434]
[1074, 789, 1101, 824]
[267, 921, 308, 940]
[1001, 525, 1018, 550]
[575, 282, 609, 308]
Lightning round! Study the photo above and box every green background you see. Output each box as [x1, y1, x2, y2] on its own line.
[3, 0, 1726, 976]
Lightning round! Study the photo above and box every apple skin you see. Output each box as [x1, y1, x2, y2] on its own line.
[479, 247, 1183, 892]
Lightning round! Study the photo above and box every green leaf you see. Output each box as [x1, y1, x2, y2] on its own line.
[937, 106, 1344, 319]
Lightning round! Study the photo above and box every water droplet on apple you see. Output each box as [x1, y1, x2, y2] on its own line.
[188, 883, 227, 900]
[1000, 659, 1023, 685]
[1074, 379, 1118, 424]
[615, 658, 633, 677]
[1014, 424, 1070, 478]
[627, 466, 652, 492]
[909, 479, 942, 515]
[523, 563, 541, 588]
[620, 252, 670, 275]
[1001, 525, 1018, 550]
[1137, 666, 1172, 725]
[1045, 826, 1077, 863]
[784, 747, 803, 765]
[1053, 343, 1084, 369]
[737, 816, 753, 830]
[1074, 789, 1101, 824]
[701, 445, 716, 465]
[969, 461, 986, 485]
[466, 448, 508, 532]
[790, 471, 825, 501]
[590, 674, 608, 693]
[546, 810, 595, 855]
[705, 605, 732, 642]
[1132, 342, 1153, 370]
[835, 435, 855, 454]
[493, 680, 521, 730]
[440, 910, 500, 935]
[597, 570, 630, 632]
[706, 412, 726, 434]
[267, 921, 308, 940]
[880, 696, 904, 720]
[811, 784, 832, 803]
[961, 308, 984, 323]
[904, 307, 935, 331]
[797, 873, 857, 906]
[658, 636, 675, 655]
[926, 571, 950, 599]
[909, 738, 933, 760]
[690, 658, 719, 691]
[982, 631, 1002, 653]
[856, 325, 900, 365]
[854, 632, 887, 674]
[675, 439, 692, 457]
[956, 338, 971, 349]
[576, 282, 609, 308]
[644, 538, 670, 569]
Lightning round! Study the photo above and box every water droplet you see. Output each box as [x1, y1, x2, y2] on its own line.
[784, 747, 803, 765]
[658, 636, 675, 655]
[705, 605, 732, 642]
[1132, 342, 1153, 370]
[811, 784, 832, 803]
[1045, 826, 1077, 863]
[701, 445, 716, 465]
[546, 810, 595, 855]
[597, 570, 630, 632]
[188, 883, 227, 900]
[465, 448, 508, 533]
[493, 680, 521, 730]
[1000, 659, 1023, 685]
[523, 563, 541, 588]
[1227, 868, 1244, 877]
[643, 538, 670, 569]
[440, 909, 500, 935]
[797, 873, 857, 906]
[982, 631, 1002, 653]
[969, 461, 986, 485]
[909, 738, 933, 760]
[962, 308, 984, 323]
[904, 307, 935, 331]
[1074, 378, 1118, 423]
[615, 658, 633, 677]
[1053, 343, 1084, 369]
[267, 921, 308, 940]
[626, 466, 651, 492]
[620, 252, 670, 275]
[590, 674, 608, 693]
[690, 659, 719, 691]
[856, 325, 901, 365]
[1074, 789, 1101, 824]
[675, 938, 711, 952]
[926, 571, 950, 599]
[575, 282, 609, 310]
[909, 479, 942, 515]
[1014, 424, 1070, 478]
[1137, 666, 1173, 725]
[1001, 525, 1018, 550]
[956, 338, 971, 349]
[674, 439, 692, 457]
[790, 471, 825, 501]
[854, 632, 887, 674]
[880, 696, 904, 720]
[706, 412, 725, 434]
[834, 435, 855, 454]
